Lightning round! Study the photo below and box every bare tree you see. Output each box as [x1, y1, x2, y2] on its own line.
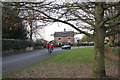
[53, 2, 120, 77]
[5, 1, 120, 77]
[24, 1, 119, 77]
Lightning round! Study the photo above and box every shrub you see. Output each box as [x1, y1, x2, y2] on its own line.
[2, 39, 34, 51]
[35, 42, 43, 46]
[34, 41, 45, 49]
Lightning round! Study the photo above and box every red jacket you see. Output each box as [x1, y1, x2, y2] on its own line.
[49, 45, 54, 48]
[46, 43, 50, 48]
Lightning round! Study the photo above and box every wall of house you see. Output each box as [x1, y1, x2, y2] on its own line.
[54, 37, 74, 44]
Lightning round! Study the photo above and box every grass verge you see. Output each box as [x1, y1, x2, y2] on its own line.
[3, 47, 118, 78]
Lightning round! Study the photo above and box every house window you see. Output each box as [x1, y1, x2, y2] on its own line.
[58, 37, 61, 40]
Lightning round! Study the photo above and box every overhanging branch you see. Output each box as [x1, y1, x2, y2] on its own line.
[48, 16, 92, 37]
[103, 2, 120, 10]
[71, 12, 95, 28]
[103, 11, 120, 24]
[106, 30, 120, 37]
[25, 6, 92, 37]
[105, 22, 120, 30]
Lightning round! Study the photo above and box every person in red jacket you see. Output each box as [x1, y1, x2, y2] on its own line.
[49, 44, 54, 50]
[46, 42, 55, 53]
[46, 42, 50, 50]
[49, 43, 54, 53]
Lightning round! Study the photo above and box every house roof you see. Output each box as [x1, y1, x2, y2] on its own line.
[54, 31, 75, 37]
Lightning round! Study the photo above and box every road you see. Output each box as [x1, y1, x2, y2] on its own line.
[2, 46, 88, 74]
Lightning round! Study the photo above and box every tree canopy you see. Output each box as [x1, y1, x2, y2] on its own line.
[2, 1, 120, 77]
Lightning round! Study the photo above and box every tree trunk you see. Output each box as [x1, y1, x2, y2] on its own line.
[30, 24, 33, 40]
[93, 28, 106, 77]
[93, 3, 106, 77]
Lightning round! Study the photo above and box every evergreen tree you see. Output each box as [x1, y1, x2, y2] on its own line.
[2, 3, 28, 40]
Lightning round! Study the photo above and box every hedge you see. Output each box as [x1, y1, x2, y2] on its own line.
[35, 42, 44, 46]
[34, 42, 45, 48]
[78, 43, 94, 46]
[2, 39, 34, 51]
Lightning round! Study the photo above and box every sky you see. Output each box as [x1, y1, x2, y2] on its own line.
[1, 0, 119, 2]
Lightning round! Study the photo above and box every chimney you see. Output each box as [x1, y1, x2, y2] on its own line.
[64, 28, 66, 32]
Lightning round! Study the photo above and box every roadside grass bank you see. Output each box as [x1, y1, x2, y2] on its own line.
[3, 47, 118, 78]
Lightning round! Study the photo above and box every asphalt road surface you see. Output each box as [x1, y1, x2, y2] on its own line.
[2, 46, 89, 74]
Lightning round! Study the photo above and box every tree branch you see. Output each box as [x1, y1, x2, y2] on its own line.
[103, 2, 120, 10]
[48, 16, 92, 37]
[106, 30, 120, 37]
[71, 12, 95, 28]
[103, 11, 120, 24]
[105, 22, 120, 30]
[25, 6, 92, 37]
[81, 8, 95, 16]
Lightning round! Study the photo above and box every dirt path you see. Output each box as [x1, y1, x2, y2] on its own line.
[4, 61, 118, 78]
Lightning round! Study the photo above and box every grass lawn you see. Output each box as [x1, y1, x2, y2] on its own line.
[3, 47, 118, 78]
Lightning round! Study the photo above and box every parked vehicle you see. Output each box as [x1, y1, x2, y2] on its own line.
[62, 45, 71, 49]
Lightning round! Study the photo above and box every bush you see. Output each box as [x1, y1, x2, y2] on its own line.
[35, 42, 43, 46]
[34, 42, 45, 48]
[2, 39, 34, 51]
